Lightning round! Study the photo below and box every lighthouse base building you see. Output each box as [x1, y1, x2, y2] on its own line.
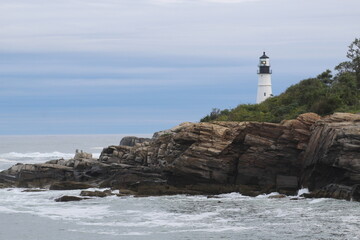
[256, 52, 272, 104]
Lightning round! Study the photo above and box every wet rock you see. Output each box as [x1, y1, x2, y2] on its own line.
[117, 189, 137, 196]
[22, 189, 47, 192]
[80, 190, 113, 197]
[268, 194, 287, 199]
[55, 195, 86, 202]
[50, 181, 94, 190]
[302, 184, 360, 201]
[207, 195, 221, 199]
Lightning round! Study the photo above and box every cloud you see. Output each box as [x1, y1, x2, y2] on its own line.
[0, 0, 358, 59]
[152, 0, 260, 3]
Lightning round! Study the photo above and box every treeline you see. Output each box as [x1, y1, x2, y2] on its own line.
[201, 38, 360, 123]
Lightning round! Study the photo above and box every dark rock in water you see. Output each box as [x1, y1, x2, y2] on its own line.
[302, 184, 360, 201]
[117, 189, 137, 196]
[80, 190, 113, 197]
[22, 189, 47, 192]
[55, 195, 85, 202]
[207, 195, 221, 199]
[127, 181, 197, 196]
[268, 194, 287, 199]
[50, 181, 94, 190]
[352, 184, 360, 201]
[120, 136, 151, 147]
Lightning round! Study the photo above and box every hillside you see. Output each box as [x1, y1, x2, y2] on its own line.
[201, 38, 360, 123]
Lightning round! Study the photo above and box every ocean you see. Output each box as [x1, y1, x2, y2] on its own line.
[0, 135, 359, 240]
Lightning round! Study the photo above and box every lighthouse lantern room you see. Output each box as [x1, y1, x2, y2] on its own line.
[256, 52, 272, 104]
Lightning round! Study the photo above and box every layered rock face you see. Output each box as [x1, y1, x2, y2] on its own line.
[1, 112, 359, 200]
[301, 113, 360, 200]
[99, 113, 320, 195]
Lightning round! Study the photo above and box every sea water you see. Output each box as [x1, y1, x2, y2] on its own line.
[0, 135, 359, 240]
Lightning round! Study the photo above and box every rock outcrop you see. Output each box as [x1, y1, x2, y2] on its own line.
[99, 113, 320, 195]
[120, 136, 151, 147]
[0, 113, 359, 201]
[300, 113, 360, 199]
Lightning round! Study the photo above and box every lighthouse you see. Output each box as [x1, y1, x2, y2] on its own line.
[256, 52, 272, 104]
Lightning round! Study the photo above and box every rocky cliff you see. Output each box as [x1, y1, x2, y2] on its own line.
[0, 113, 359, 200]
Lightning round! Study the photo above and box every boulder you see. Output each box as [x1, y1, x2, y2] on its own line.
[74, 150, 92, 160]
[120, 136, 151, 147]
[80, 190, 113, 197]
[268, 194, 287, 199]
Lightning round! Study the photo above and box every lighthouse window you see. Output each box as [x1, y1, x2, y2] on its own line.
[264, 92, 266, 96]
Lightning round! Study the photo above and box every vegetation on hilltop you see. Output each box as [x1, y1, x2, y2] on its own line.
[201, 38, 360, 123]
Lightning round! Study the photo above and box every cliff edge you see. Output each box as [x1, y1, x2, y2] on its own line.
[0, 112, 359, 201]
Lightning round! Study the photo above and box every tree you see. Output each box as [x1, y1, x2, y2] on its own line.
[335, 61, 353, 74]
[317, 69, 333, 86]
[347, 38, 360, 88]
[335, 38, 360, 88]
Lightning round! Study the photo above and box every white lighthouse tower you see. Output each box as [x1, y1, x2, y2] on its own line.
[256, 52, 272, 104]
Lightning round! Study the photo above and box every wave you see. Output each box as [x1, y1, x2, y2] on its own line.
[0, 158, 18, 163]
[0, 151, 101, 162]
[91, 147, 104, 150]
[0, 152, 74, 161]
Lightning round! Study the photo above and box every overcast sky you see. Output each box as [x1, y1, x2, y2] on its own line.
[0, 0, 359, 135]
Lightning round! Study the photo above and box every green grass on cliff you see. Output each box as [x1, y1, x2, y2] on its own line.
[201, 39, 360, 123]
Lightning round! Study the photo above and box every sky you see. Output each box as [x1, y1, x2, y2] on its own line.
[0, 0, 359, 135]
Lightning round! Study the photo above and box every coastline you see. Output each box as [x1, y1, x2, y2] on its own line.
[1, 112, 360, 201]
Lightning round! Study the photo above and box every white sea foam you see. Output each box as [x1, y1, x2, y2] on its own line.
[297, 188, 309, 196]
[0, 186, 358, 239]
[36, 204, 111, 220]
[91, 147, 104, 150]
[217, 192, 248, 199]
[309, 198, 328, 204]
[0, 206, 20, 213]
[118, 231, 152, 236]
[0, 151, 74, 160]
[0, 158, 17, 163]
[0, 151, 102, 165]
[255, 192, 282, 199]
[0, 188, 113, 221]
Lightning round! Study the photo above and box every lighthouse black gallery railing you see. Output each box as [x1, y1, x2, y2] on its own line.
[258, 66, 272, 74]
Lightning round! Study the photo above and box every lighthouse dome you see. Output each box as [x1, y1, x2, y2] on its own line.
[260, 52, 269, 59]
